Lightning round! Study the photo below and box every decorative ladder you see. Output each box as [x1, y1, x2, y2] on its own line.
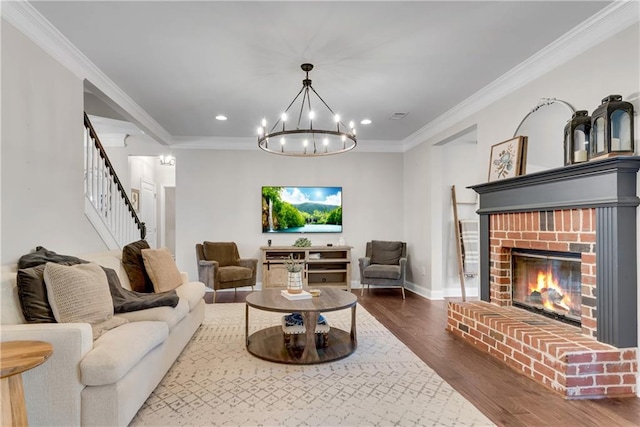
[84, 113, 145, 249]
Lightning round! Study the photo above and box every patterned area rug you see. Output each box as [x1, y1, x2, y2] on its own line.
[131, 303, 494, 426]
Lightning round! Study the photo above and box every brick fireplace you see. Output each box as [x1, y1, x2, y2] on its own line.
[489, 208, 596, 335]
[447, 157, 640, 399]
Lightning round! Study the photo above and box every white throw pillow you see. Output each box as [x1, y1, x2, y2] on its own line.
[141, 247, 183, 293]
[43, 262, 127, 339]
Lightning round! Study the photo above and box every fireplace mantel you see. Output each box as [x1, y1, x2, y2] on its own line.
[470, 156, 640, 348]
[471, 156, 640, 213]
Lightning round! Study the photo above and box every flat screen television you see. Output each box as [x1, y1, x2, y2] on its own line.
[262, 186, 342, 233]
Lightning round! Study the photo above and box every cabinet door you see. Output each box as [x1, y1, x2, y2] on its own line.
[264, 264, 288, 288]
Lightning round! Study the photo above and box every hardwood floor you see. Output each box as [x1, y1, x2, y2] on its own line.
[208, 289, 640, 426]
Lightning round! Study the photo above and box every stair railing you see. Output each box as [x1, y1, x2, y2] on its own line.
[84, 113, 145, 247]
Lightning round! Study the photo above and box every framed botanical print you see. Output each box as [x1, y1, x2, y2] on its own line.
[488, 136, 527, 182]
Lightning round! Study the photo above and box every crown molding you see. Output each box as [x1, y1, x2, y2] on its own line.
[2, 0, 173, 145]
[402, 1, 640, 151]
[171, 136, 404, 153]
[170, 137, 257, 150]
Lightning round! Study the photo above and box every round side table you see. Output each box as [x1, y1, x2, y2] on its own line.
[1, 341, 53, 426]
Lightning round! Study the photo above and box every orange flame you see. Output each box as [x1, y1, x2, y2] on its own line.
[528, 270, 571, 312]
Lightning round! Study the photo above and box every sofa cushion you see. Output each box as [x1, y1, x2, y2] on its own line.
[16, 264, 55, 323]
[80, 320, 168, 386]
[116, 297, 189, 330]
[370, 241, 403, 265]
[44, 263, 113, 324]
[141, 247, 183, 293]
[218, 266, 253, 283]
[203, 242, 238, 267]
[363, 264, 402, 280]
[15, 246, 89, 324]
[43, 262, 127, 339]
[175, 281, 206, 311]
[122, 240, 154, 293]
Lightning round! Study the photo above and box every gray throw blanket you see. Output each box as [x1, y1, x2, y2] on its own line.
[18, 247, 178, 317]
[102, 267, 178, 313]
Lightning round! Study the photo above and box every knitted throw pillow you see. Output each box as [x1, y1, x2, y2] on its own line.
[43, 262, 127, 339]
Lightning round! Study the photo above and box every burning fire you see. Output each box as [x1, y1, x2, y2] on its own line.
[529, 270, 573, 312]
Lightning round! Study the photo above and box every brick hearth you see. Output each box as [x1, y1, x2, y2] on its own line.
[447, 302, 637, 398]
[450, 158, 640, 399]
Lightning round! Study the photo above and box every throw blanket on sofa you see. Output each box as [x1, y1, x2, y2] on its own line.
[17, 247, 178, 322]
[102, 268, 179, 313]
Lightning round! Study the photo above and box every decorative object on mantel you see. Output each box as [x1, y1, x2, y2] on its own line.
[513, 97, 574, 173]
[257, 63, 357, 157]
[563, 110, 591, 165]
[284, 254, 304, 294]
[512, 98, 575, 137]
[589, 94, 635, 160]
[487, 136, 528, 182]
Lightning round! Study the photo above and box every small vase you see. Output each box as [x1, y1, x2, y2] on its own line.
[287, 271, 303, 294]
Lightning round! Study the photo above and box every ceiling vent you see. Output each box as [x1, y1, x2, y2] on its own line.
[388, 112, 408, 120]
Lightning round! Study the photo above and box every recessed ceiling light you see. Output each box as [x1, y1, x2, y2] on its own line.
[360, 119, 372, 125]
[215, 115, 228, 121]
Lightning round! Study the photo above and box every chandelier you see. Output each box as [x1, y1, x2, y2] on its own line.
[257, 63, 357, 156]
[158, 154, 175, 166]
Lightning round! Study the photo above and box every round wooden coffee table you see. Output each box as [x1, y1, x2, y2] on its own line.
[245, 288, 357, 364]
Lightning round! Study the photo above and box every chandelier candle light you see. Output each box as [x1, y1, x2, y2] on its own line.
[257, 64, 357, 156]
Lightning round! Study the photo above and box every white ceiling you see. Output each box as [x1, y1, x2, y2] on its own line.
[30, 1, 612, 148]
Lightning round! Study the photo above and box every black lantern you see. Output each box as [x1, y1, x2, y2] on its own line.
[564, 110, 591, 165]
[590, 95, 635, 160]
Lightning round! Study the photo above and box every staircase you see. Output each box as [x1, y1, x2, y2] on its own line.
[84, 113, 145, 249]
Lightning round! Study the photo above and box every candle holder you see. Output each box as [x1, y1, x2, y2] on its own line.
[564, 110, 591, 165]
[590, 95, 634, 160]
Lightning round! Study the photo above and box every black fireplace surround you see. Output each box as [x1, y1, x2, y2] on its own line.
[470, 157, 640, 348]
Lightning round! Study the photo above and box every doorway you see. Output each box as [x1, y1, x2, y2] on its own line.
[141, 179, 157, 248]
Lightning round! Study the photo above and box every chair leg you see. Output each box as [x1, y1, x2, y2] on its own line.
[401, 286, 405, 300]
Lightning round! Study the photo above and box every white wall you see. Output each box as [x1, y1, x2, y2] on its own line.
[1, 21, 105, 264]
[405, 23, 640, 299]
[175, 149, 403, 283]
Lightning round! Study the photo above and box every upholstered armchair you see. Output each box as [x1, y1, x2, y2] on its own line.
[196, 241, 257, 302]
[359, 240, 408, 299]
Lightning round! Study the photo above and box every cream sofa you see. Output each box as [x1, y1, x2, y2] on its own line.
[0, 249, 206, 427]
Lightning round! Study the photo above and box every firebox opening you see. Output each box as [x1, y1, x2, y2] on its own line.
[512, 249, 581, 328]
